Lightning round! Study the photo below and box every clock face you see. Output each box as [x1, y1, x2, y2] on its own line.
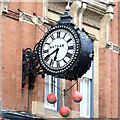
[38, 25, 79, 74]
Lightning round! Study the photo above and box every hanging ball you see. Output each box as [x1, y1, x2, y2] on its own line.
[59, 106, 70, 117]
[47, 93, 57, 104]
[72, 91, 82, 103]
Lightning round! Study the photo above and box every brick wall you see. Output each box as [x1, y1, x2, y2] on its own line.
[65, 79, 80, 111]
[99, 2, 119, 118]
[99, 48, 118, 118]
[118, 1, 120, 119]
[1, 2, 45, 111]
[1, 1, 120, 119]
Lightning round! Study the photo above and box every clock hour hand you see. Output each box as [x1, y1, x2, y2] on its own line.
[54, 48, 59, 61]
[44, 48, 59, 61]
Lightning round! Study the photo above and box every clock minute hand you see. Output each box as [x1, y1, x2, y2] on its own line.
[44, 48, 59, 61]
[54, 48, 59, 61]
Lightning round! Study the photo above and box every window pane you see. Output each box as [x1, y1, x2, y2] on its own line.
[80, 78, 91, 118]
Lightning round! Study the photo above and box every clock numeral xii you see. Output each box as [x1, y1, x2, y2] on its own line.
[57, 32, 60, 38]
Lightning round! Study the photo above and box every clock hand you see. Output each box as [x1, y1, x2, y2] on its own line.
[44, 48, 59, 61]
[54, 48, 59, 61]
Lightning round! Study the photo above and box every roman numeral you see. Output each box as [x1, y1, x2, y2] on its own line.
[57, 32, 60, 38]
[67, 38, 72, 43]
[50, 59, 54, 66]
[68, 46, 74, 50]
[63, 33, 67, 39]
[66, 52, 72, 59]
[45, 43, 50, 45]
[50, 34, 55, 40]
[44, 56, 50, 62]
[43, 49, 49, 53]
[57, 61, 60, 67]
[63, 59, 67, 64]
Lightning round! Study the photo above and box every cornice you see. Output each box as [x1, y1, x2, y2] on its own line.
[82, 7, 104, 29]
[47, 2, 65, 15]
[82, 0, 107, 11]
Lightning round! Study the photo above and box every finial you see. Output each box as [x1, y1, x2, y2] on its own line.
[65, 1, 70, 11]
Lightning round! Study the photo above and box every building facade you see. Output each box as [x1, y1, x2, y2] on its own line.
[0, 0, 120, 119]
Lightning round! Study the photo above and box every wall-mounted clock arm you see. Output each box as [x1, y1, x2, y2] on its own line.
[22, 42, 45, 89]
[17, 9, 45, 33]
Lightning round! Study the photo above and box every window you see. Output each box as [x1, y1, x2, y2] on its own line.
[44, 75, 59, 111]
[80, 63, 93, 118]
[80, 77, 91, 118]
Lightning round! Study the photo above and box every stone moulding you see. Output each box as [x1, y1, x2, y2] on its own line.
[0, 0, 9, 15]
[82, 0, 108, 10]
[113, 44, 119, 53]
[47, 2, 65, 14]
[46, 1, 106, 29]
[82, 6, 105, 29]
[105, 43, 120, 54]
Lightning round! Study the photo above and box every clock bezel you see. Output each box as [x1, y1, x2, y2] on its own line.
[38, 25, 80, 75]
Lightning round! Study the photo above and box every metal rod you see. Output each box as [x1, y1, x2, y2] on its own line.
[33, 12, 54, 27]
[33, 12, 43, 23]
[77, 74, 78, 91]
[63, 89, 66, 106]
[65, 81, 78, 93]
[77, 79, 78, 91]
[52, 80, 63, 92]
[17, 9, 45, 33]
[28, 74, 30, 111]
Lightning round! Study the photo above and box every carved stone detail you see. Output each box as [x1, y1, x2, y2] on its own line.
[83, 7, 104, 29]
[47, 2, 66, 15]
[113, 44, 119, 53]
[83, 0, 107, 10]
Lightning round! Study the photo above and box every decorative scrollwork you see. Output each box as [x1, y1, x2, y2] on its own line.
[22, 42, 44, 89]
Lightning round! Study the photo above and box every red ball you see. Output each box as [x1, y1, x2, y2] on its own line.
[72, 91, 82, 103]
[47, 93, 57, 104]
[59, 106, 70, 117]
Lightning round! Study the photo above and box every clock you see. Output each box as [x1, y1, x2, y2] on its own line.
[37, 10, 94, 80]
[38, 25, 80, 75]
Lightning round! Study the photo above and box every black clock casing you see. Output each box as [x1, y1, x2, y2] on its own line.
[38, 24, 81, 77]
[38, 11, 94, 80]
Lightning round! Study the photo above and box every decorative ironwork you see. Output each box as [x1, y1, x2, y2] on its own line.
[3, 9, 19, 21]
[22, 42, 44, 89]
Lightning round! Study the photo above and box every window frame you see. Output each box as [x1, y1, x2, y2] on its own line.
[44, 74, 59, 111]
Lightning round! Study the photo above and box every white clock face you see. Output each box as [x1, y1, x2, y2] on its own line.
[41, 29, 76, 72]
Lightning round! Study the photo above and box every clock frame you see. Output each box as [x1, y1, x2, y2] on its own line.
[38, 24, 80, 76]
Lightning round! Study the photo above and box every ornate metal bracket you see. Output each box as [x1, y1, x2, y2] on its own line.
[22, 43, 44, 89]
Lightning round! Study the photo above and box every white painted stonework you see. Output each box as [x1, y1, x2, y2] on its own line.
[0, 0, 9, 15]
